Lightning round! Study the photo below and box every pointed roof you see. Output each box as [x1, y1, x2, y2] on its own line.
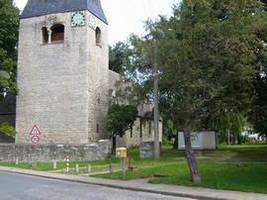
[20, 0, 108, 24]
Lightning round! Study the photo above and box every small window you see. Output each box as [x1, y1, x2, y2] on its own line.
[42, 27, 49, 44]
[97, 124, 99, 133]
[149, 121, 152, 135]
[140, 119, 143, 138]
[51, 24, 64, 42]
[95, 27, 101, 46]
[130, 127, 133, 138]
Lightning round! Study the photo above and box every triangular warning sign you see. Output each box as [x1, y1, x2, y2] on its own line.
[30, 125, 41, 136]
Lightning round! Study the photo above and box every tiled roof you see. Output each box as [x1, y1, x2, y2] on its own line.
[20, 0, 108, 24]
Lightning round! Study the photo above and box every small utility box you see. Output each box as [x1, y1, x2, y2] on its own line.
[116, 147, 127, 158]
[140, 142, 154, 159]
[116, 147, 127, 179]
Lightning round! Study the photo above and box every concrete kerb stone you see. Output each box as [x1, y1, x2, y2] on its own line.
[0, 166, 266, 200]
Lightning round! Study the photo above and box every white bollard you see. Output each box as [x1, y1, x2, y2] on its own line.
[53, 160, 57, 169]
[66, 157, 70, 173]
[76, 164, 79, 173]
[15, 158, 19, 165]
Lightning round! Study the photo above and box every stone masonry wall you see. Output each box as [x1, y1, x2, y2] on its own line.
[16, 11, 109, 144]
[0, 140, 111, 162]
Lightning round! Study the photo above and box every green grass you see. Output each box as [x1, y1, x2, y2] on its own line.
[149, 162, 267, 194]
[95, 145, 267, 194]
[0, 158, 121, 172]
[1, 144, 267, 193]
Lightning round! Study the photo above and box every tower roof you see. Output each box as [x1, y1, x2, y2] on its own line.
[20, 0, 108, 24]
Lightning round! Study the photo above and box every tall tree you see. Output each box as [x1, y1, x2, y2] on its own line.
[130, 0, 267, 183]
[109, 42, 131, 74]
[106, 104, 138, 153]
[0, 0, 19, 99]
[250, 74, 267, 138]
[249, 0, 267, 138]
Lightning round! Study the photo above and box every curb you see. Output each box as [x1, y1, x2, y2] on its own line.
[0, 167, 261, 200]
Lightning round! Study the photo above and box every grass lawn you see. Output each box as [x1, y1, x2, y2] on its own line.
[95, 144, 267, 194]
[0, 144, 267, 193]
[0, 158, 121, 172]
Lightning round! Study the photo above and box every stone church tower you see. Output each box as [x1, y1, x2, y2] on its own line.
[16, 0, 109, 144]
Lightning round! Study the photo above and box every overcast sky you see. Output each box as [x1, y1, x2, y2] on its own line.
[14, 0, 179, 45]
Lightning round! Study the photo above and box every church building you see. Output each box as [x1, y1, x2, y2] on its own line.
[16, 0, 162, 146]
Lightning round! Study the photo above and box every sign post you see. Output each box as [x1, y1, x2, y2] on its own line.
[30, 125, 41, 145]
[116, 147, 127, 179]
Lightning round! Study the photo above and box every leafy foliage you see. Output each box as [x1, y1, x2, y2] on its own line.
[0, 122, 15, 138]
[128, 0, 267, 182]
[215, 112, 247, 144]
[250, 75, 267, 137]
[0, 0, 19, 99]
[131, 0, 267, 134]
[109, 42, 131, 74]
[249, 0, 267, 138]
[106, 104, 138, 137]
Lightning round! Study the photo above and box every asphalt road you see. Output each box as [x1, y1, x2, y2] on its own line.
[0, 170, 196, 200]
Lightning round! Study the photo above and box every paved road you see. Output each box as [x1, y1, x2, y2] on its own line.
[0, 171, 195, 200]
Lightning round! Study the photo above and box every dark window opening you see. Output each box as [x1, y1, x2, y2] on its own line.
[42, 27, 48, 44]
[51, 24, 64, 42]
[149, 121, 152, 135]
[140, 119, 143, 138]
[97, 124, 99, 133]
[95, 27, 101, 46]
[130, 127, 133, 138]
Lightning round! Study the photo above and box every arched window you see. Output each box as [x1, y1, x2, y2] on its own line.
[51, 24, 65, 42]
[42, 27, 48, 44]
[95, 27, 101, 46]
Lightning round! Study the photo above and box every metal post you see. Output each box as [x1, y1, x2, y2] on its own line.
[121, 158, 126, 179]
[154, 40, 160, 159]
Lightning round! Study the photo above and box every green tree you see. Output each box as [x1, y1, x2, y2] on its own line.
[250, 75, 267, 138]
[215, 112, 247, 144]
[106, 104, 138, 153]
[0, 0, 19, 99]
[249, 0, 267, 139]
[130, 0, 267, 183]
[109, 42, 131, 74]
[0, 122, 15, 138]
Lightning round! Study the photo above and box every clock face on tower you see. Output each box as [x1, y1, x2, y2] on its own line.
[71, 11, 86, 27]
[89, 16, 97, 30]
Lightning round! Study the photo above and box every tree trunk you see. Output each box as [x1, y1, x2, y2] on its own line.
[227, 129, 231, 145]
[112, 135, 116, 155]
[173, 131, 179, 149]
[183, 130, 201, 184]
[235, 133, 238, 144]
[153, 58, 160, 159]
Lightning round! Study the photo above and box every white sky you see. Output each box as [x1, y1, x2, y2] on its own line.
[14, 0, 180, 45]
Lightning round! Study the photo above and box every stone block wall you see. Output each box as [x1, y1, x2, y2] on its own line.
[0, 140, 111, 162]
[16, 11, 109, 144]
[140, 141, 154, 159]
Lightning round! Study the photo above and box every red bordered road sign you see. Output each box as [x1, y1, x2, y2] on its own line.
[30, 135, 40, 144]
[30, 125, 41, 144]
[30, 125, 41, 136]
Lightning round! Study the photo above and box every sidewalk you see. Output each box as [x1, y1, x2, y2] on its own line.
[0, 166, 266, 200]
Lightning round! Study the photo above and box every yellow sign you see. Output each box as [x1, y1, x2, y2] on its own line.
[116, 147, 127, 158]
